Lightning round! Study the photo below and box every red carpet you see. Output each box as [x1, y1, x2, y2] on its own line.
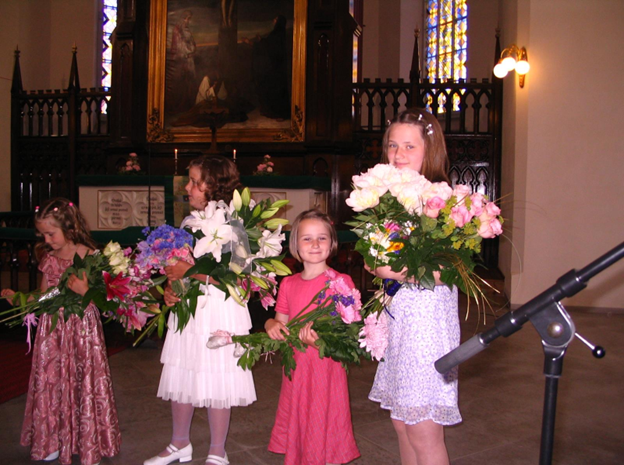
[0, 336, 127, 404]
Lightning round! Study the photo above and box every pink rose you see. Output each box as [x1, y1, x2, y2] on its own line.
[330, 276, 352, 296]
[423, 196, 447, 218]
[478, 217, 503, 238]
[483, 201, 501, 217]
[452, 184, 472, 204]
[324, 269, 338, 280]
[450, 205, 473, 228]
[337, 301, 362, 324]
[469, 193, 485, 216]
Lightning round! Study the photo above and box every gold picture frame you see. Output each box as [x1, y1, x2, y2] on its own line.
[147, 0, 306, 143]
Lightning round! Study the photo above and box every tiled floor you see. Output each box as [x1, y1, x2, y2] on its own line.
[1, 297, 623, 464]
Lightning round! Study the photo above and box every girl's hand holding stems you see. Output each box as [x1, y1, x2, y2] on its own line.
[163, 260, 219, 306]
[264, 316, 318, 348]
[364, 263, 444, 286]
[67, 271, 89, 297]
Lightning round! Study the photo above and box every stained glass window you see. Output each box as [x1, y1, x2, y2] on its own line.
[101, 0, 117, 89]
[426, 0, 467, 111]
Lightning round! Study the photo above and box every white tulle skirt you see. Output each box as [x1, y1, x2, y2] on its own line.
[157, 284, 257, 409]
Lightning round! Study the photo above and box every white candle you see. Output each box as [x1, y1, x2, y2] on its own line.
[174, 148, 178, 161]
[233, 149, 237, 161]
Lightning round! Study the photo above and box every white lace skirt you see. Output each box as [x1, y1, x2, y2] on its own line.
[157, 284, 257, 408]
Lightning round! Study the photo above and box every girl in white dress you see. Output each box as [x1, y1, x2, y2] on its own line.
[366, 108, 462, 465]
[144, 155, 256, 465]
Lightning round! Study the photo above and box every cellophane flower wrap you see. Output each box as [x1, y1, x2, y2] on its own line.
[207, 269, 383, 379]
[345, 163, 504, 325]
[142, 187, 291, 336]
[0, 241, 164, 342]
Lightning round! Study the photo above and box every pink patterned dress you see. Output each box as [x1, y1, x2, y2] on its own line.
[20, 253, 121, 465]
[268, 270, 360, 465]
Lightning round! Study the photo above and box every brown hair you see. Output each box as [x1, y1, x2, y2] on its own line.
[382, 108, 450, 183]
[188, 155, 243, 204]
[289, 209, 338, 262]
[34, 198, 97, 258]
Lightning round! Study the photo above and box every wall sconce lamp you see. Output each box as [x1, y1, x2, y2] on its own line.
[493, 44, 530, 88]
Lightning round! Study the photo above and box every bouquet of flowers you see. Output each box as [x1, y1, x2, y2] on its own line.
[129, 224, 197, 342]
[0, 241, 164, 338]
[140, 187, 291, 336]
[119, 152, 141, 174]
[253, 154, 276, 176]
[346, 163, 504, 315]
[207, 269, 383, 378]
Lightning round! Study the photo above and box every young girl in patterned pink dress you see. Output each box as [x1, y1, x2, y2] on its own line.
[1, 198, 121, 465]
[265, 209, 360, 465]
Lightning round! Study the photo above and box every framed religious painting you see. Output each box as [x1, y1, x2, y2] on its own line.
[147, 0, 306, 143]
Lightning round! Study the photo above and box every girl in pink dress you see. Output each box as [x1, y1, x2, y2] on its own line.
[265, 209, 360, 465]
[1, 198, 121, 465]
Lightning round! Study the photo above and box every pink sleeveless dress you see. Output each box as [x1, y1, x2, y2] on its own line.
[20, 253, 121, 465]
[268, 270, 360, 465]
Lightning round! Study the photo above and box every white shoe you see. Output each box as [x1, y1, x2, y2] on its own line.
[205, 452, 229, 465]
[43, 451, 60, 461]
[143, 443, 193, 465]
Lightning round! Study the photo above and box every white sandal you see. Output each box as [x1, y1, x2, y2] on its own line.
[144, 443, 193, 465]
[205, 452, 229, 465]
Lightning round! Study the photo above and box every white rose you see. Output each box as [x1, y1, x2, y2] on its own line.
[346, 187, 383, 212]
[422, 181, 453, 203]
[103, 241, 121, 257]
[396, 184, 426, 215]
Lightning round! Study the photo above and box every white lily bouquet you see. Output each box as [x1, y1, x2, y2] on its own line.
[165, 187, 292, 332]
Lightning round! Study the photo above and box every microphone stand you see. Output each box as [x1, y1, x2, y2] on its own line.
[435, 241, 624, 465]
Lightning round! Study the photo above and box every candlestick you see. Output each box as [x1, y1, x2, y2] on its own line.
[233, 149, 237, 162]
[174, 149, 178, 175]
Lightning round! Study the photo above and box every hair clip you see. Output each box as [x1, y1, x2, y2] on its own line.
[425, 123, 434, 136]
[53, 207, 59, 212]
[418, 113, 424, 122]
[68, 202, 74, 207]
[386, 119, 392, 126]
[35, 206, 40, 212]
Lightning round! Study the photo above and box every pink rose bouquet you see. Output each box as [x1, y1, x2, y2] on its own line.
[253, 154, 277, 176]
[119, 152, 142, 174]
[346, 163, 504, 318]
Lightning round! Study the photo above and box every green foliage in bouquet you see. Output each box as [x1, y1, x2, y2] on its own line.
[208, 270, 368, 379]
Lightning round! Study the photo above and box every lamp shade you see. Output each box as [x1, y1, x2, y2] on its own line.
[502, 56, 517, 71]
[515, 59, 530, 75]
[493, 62, 509, 78]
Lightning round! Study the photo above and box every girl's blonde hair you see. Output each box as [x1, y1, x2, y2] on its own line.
[188, 155, 243, 204]
[289, 209, 338, 262]
[34, 198, 97, 258]
[382, 107, 450, 183]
